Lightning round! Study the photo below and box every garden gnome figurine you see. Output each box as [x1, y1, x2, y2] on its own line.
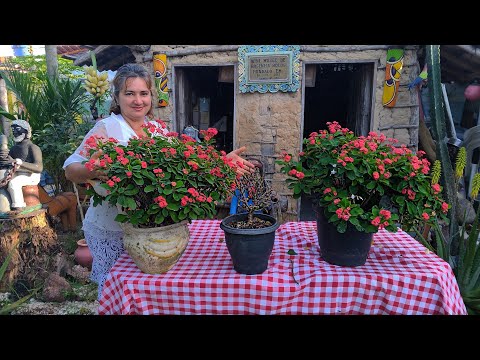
[0, 120, 43, 211]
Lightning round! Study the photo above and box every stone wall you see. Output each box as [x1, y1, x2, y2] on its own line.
[132, 45, 421, 222]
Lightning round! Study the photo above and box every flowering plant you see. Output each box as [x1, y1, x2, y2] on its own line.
[83, 121, 238, 227]
[276, 121, 450, 233]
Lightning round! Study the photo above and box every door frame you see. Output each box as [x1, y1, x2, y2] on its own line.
[172, 63, 237, 148]
[299, 60, 377, 220]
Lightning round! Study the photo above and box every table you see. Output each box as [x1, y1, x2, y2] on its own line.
[98, 220, 467, 315]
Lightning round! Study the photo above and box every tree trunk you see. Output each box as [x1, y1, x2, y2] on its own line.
[0, 78, 10, 137]
[45, 45, 58, 80]
[0, 209, 59, 291]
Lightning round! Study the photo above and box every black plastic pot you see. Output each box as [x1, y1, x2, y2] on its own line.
[220, 213, 279, 275]
[314, 205, 373, 267]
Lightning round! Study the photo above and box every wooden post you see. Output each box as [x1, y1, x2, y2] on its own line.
[0, 77, 10, 137]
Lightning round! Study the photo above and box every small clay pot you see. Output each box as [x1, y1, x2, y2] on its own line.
[74, 239, 93, 270]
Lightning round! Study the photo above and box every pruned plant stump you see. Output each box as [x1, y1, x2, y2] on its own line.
[0, 209, 59, 292]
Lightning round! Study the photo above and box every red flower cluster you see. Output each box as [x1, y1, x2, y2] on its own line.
[277, 121, 449, 234]
[84, 123, 238, 227]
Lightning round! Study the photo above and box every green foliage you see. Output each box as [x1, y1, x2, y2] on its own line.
[7, 55, 85, 83]
[58, 230, 84, 255]
[0, 107, 16, 121]
[86, 124, 238, 227]
[276, 121, 449, 234]
[0, 61, 93, 193]
[422, 146, 480, 314]
[455, 208, 480, 315]
[412, 146, 480, 314]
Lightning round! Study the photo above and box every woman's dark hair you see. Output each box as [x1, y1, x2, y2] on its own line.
[109, 63, 154, 118]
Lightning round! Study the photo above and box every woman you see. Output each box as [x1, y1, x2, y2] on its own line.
[64, 63, 254, 299]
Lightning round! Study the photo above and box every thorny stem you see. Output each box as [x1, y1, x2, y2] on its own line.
[289, 259, 299, 285]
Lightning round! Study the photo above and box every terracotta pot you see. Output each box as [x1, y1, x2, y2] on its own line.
[74, 239, 93, 270]
[22, 185, 41, 207]
[120, 220, 190, 274]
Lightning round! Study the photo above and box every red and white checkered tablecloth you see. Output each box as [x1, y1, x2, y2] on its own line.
[98, 220, 467, 315]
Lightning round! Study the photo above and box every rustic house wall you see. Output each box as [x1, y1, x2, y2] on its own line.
[131, 45, 420, 222]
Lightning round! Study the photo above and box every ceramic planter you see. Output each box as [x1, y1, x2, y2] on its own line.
[74, 239, 93, 270]
[120, 220, 190, 274]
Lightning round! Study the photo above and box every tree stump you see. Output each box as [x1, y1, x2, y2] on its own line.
[0, 209, 59, 292]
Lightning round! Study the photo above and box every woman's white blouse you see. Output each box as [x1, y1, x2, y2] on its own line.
[63, 113, 167, 232]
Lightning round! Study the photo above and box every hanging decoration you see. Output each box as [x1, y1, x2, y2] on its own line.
[153, 53, 169, 107]
[408, 64, 428, 90]
[382, 48, 404, 107]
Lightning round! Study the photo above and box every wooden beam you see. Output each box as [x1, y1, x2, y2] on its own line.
[74, 45, 119, 66]
[100, 52, 136, 71]
[126, 45, 151, 52]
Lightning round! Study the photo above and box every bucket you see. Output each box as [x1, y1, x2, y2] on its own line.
[12, 45, 28, 57]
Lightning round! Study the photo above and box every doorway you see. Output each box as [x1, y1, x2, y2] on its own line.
[174, 65, 235, 153]
[299, 62, 375, 220]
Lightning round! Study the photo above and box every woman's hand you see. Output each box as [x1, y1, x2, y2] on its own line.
[226, 146, 255, 176]
[88, 150, 109, 182]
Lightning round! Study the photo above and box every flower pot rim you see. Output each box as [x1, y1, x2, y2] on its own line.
[220, 213, 280, 235]
[77, 239, 87, 246]
[119, 219, 190, 232]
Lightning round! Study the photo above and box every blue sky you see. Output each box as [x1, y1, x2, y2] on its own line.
[0, 45, 46, 57]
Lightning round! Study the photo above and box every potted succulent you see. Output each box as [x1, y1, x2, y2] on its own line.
[84, 123, 238, 274]
[276, 121, 450, 266]
[220, 162, 279, 274]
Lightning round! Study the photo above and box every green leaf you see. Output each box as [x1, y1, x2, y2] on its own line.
[287, 249, 297, 255]
[167, 202, 179, 211]
[117, 195, 126, 207]
[178, 211, 187, 220]
[349, 217, 360, 226]
[346, 171, 356, 181]
[205, 175, 214, 185]
[124, 188, 138, 196]
[406, 201, 416, 215]
[337, 221, 347, 233]
[133, 177, 144, 186]
[366, 181, 376, 190]
[126, 197, 137, 210]
[293, 183, 302, 195]
[114, 213, 129, 223]
[144, 185, 156, 193]
[0, 107, 16, 120]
